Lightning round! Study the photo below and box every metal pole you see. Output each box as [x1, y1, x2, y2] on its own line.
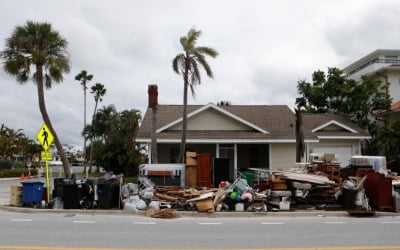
[45, 158, 51, 203]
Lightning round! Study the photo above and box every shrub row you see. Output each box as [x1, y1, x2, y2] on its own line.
[0, 168, 37, 178]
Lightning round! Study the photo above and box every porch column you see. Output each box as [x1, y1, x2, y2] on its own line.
[216, 144, 220, 158]
[148, 143, 152, 164]
[234, 143, 237, 179]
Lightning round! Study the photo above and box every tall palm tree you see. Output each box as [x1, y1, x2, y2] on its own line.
[88, 83, 106, 172]
[0, 21, 72, 178]
[75, 70, 93, 173]
[172, 28, 218, 163]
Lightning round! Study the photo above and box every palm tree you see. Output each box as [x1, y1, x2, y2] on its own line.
[172, 28, 218, 163]
[88, 83, 106, 172]
[75, 70, 93, 173]
[0, 21, 72, 178]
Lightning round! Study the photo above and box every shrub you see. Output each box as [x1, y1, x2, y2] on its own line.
[0, 160, 12, 169]
[12, 161, 27, 169]
[0, 168, 37, 178]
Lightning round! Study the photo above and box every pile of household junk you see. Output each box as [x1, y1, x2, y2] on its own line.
[121, 154, 400, 216]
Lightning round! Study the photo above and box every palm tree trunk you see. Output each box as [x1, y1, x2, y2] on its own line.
[88, 100, 98, 173]
[83, 84, 87, 174]
[178, 66, 189, 164]
[36, 64, 71, 179]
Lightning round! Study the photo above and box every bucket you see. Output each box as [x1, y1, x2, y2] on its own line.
[245, 171, 255, 187]
[342, 188, 357, 210]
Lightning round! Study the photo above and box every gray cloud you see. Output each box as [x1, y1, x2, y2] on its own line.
[0, 0, 398, 146]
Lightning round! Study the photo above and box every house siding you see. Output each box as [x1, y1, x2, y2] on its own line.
[169, 108, 252, 131]
[308, 139, 360, 156]
[270, 143, 296, 171]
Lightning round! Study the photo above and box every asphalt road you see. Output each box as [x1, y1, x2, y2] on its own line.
[0, 210, 400, 249]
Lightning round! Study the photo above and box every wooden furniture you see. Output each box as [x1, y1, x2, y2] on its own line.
[197, 154, 212, 187]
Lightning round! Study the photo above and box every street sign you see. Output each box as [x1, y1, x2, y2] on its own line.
[36, 124, 54, 150]
[41, 151, 53, 161]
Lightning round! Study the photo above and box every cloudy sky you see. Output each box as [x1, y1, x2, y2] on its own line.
[1, 0, 399, 147]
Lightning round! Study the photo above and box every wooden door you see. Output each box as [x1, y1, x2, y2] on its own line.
[197, 153, 212, 187]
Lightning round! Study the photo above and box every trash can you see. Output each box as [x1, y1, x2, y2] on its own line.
[62, 184, 83, 209]
[342, 188, 357, 210]
[245, 171, 255, 187]
[97, 184, 120, 209]
[21, 182, 44, 206]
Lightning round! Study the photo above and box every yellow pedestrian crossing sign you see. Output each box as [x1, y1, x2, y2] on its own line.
[36, 124, 54, 150]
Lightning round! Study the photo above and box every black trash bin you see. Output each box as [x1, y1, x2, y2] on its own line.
[342, 188, 357, 210]
[62, 184, 83, 209]
[97, 183, 120, 209]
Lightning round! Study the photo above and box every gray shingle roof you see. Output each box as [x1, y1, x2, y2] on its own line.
[136, 105, 369, 141]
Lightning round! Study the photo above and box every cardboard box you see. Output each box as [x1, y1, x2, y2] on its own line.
[195, 198, 214, 212]
[10, 195, 22, 206]
[186, 151, 197, 158]
[186, 157, 197, 166]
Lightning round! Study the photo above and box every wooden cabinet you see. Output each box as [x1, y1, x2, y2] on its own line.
[197, 154, 212, 187]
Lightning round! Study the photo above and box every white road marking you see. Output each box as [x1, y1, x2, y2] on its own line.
[73, 220, 96, 224]
[10, 219, 32, 222]
[261, 222, 284, 225]
[324, 221, 346, 224]
[199, 222, 221, 225]
[380, 221, 400, 224]
[133, 222, 157, 225]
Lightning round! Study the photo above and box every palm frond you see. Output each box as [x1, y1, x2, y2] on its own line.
[187, 28, 201, 46]
[194, 52, 213, 78]
[172, 54, 185, 74]
[196, 46, 219, 58]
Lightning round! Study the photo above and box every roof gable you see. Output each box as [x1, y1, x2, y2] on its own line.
[157, 103, 269, 134]
[312, 120, 358, 133]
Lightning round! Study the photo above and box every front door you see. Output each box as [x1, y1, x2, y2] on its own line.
[219, 144, 234, 180]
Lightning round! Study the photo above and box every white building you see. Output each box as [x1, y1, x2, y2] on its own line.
[342, 49, 400, 104]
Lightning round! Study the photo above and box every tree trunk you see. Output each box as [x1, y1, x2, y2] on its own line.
[151, 107, 158, 163]
[83, 83, 87, 174]
[36, 64, 71, 179]
[178, 65, 189, 164]
[88, 100, 98, 173]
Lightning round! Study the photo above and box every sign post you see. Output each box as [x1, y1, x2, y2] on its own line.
[36, 124, 54, 203]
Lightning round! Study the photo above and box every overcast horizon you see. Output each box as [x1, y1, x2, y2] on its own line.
[1, 0, 400, 147]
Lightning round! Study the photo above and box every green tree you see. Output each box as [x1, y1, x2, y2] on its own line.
[296, 67, 391, 155]
[379, 119, 400, 162]
[172, 28, 218, 163]
[88, 83, 106, 172]
[0, 21, 72, 178]
[75, 70, 93, 173]
[84, 105, 143, 175]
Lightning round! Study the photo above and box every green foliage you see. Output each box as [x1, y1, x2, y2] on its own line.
[0, 124, 41, 162]
[1, 21, 70, 86]
[379, 119, 400, 161]
[12, 161, 27, 169]
[296, 67, 391, 127]
[0, 160, 12, 169]
[0, 168, 37, 178]
[296, 67, 392, 155]
[84, 105, 144, 176]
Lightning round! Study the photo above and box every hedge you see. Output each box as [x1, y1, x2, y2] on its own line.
[0, 160, 12, 169]
[0, 168, 37, 178]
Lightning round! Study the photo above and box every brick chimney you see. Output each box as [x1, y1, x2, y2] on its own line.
[148, 85, 158, 109]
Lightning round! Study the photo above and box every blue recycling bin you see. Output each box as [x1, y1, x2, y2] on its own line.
[21, 182, 44, 206]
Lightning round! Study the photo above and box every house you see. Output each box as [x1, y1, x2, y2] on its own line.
[342, 49, 400, 104]
[136, 103, 370, 182]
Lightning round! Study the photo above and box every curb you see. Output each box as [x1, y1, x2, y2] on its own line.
[1, 204, 398, 218]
